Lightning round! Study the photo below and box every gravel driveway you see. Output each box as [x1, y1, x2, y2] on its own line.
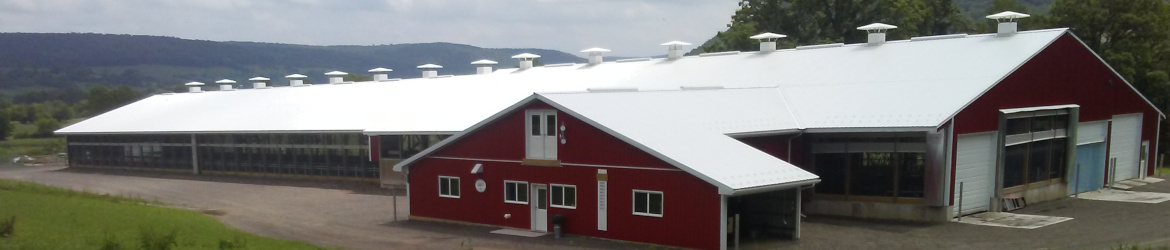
[4, 164, 1170, 249]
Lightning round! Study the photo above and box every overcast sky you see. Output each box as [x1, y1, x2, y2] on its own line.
[0, 0, 741, 57]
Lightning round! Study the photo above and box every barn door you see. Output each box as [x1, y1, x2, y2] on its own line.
[953, 132, 996, 216]
[526, 110, 557, 159]
[1108, 114, 1142, 181]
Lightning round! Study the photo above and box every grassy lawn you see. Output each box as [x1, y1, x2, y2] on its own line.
[0, 179, 328, 250]
[0, 137, 65, 160]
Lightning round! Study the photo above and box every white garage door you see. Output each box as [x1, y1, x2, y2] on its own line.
[953, 132, 997, 216]
[1109, 113, 1143, 181]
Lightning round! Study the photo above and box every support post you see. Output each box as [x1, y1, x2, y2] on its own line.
[734, 214, 740, 250]
[392, 187, 398, 222]
[956, 182, 964, 221]
[794, 189, 801, 239]
[1073, 163, 1080, 197]
[1159, 154, 1164, 177]
[1109, 158, 1117, 189]
[191, 134, 199, 175]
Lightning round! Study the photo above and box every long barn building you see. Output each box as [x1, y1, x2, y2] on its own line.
[57, 13, 1163, 249]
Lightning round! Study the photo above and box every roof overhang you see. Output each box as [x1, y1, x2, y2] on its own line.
[55, 129, 366, 135]
[804, 126, 934, 133]
[727, 178, 820, 196]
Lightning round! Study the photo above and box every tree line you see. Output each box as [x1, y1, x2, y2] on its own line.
[702, 0, 1170, 152]
[0, 85, 141, 140]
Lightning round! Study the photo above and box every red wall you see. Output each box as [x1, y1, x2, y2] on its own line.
[952, 33, 1163, 196]
[407, 101, 722, 249]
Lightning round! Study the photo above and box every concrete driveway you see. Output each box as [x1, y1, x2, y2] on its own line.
[4, 164, 1170, 249]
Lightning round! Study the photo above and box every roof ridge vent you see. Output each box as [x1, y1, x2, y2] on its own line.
[857, 23, 897, 46]
[795, 43, 845, 50]
[215, 79, 236, 91]
[368, 68, 393, 81]
[324, 71, 349, 84]
[285, 74, 309, 87]
[660, 41, 692, 60]
[512, 53, 540, 70]
[749, 32, 786, 52]
[616, 57, 651, 63]
[910, 34, 968, 41]
[471, 60, 498, 74]
[581, 48, 611, 65]
[184, 82, 205, 93]
[699, 51, 740, 57]
[587, 87, 638, 93]
[544, 63, 575, 68]
[248, 77, 271, 89]
[417, 64, 442, 78]
[987, 11, 1030, 36]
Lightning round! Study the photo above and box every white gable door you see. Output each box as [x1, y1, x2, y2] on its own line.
[526, 110, 558, 159]
[954, 132, 996, 216]
[1109, 114, 1142, 181]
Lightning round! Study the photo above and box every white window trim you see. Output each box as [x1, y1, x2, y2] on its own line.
[504, 180, 529, 205]
[632, 189, 663, 217]
[550, 184, 577, 209]
[439, 176, 460, 198]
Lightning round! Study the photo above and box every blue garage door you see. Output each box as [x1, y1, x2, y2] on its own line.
[1071, 143, 1105, 194]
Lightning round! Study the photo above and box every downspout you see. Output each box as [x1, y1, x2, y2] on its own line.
[787, 131, 805, 162]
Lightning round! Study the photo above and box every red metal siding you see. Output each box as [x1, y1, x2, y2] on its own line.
[408, 100, 722, 249]
[953, 33, 1162, 189]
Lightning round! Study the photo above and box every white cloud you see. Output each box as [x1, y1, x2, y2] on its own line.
[0, 0, 740, 57]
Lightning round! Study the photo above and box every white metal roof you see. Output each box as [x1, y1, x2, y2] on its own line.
[61, 29, 1091, 135]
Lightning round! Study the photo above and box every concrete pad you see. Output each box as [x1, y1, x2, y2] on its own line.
[490, 228, 547, 237]
[1077, 189, 1170, 204]
[1110, 182, 1135, 190]
[1118, 180, 1147, 188]
[953, 212, 1072, 229]
[1133, 177, 1164, 184]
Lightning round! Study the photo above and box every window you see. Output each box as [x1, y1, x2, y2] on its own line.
[551, 184, 576, 209]
[811, 134, 927, 199]
[633, 190, 663, 217]
[504, 181, 528, 204]
[439, 176, 460, 198]
[525, 110, 558, 160]
[1003, 112, 1070, 189]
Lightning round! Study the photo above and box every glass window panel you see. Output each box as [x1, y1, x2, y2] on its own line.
[440, 178, 450, 195]
[1004, 144, 1028, 187]
[634, 192, 647, 213]
[1029, 139, 1050, 184]
[536, 188, 546, 209]
[564, 187, 575, 207]
[531, 115, 541, 136]
[552, 186, 564, 206]
[898, 153, 926, 198]
[814, 153, 848, 195]
[1032, 115, 1053, 132]
[1006, 117, 1031, 135]
[506, 183, 516, 201]
[1049, 138, 1067, 180]
[648, 193, 662, 215]
[518, 183, 528, 202]
[546, 114, 557, 137]
[450, 179, 460, 197]
[1053, 115, 1068, 130]
[850, 153, 895, 197]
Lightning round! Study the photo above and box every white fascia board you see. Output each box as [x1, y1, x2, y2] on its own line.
[939, 28, 1069, 128]
[729, 178, 820, 196]
[533, 94, 739, 195]
[1000, 104, 1080, 114]
[362, 131, 460, 136]
[392, 95, 544, 172]
[54, 129, 366, 135]
[804, 126, 934, 133]
[725, 128, 804, 138]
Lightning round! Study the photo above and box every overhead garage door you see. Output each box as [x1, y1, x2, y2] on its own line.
[1109, 114, 1142, 181]
[953, 132, 996, 216]
[1072, 121, 1108, 194]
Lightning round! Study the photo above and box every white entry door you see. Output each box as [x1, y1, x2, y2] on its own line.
[526, 110, 558, 159]
[1109, 114, 1142, 181]
[531, 184, 548, 232]
[954, 132, 996, 216]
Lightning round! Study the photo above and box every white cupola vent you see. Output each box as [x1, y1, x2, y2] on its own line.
[324, 71, 349, 84]
[185, 81, 205, 93]
[986, 11, 1030, 36]
[749, 32, 787, 52]
[580, 48, 611, 65]
[471, 60, 498, 74]
[285, 74, 309, 87]
[417, 64, 442, 78]
[368, 68, 393, 81]
[660, 41, 692, 60]
[857, 23, 898, 46]
[512, 53, 541, 70]
[248, 77, 270, 89]
[214, 79, 237, 91]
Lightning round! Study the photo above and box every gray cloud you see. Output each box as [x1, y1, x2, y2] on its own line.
[0, 0, 740, 57]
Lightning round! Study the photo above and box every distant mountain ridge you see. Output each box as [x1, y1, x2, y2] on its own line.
[0, 33, 585, 92]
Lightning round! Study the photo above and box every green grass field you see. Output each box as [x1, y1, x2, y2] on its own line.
[0, 179, 328, 250]
[0, 137, 65, 160]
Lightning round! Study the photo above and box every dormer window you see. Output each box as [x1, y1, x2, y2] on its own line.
[526, 110, 558, 160]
